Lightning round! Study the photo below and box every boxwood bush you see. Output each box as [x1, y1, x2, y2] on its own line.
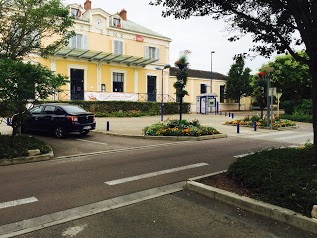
[227, 146, 316, 217]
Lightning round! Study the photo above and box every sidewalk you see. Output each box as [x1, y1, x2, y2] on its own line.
[94, 111, 269, 137]
[0, 111, 269, 137]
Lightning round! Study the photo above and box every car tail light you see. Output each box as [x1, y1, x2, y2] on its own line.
[67, 116, 78, 122]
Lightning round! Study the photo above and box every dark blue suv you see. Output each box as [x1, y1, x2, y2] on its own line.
[12, 103, 96, 138]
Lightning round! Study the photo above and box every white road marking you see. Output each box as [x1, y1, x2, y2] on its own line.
[76, 139, 108, 145]
[0, 197, 38, 209]
[273, 132, 313, 141]
[62, 225, 87, 237]
[234, 152, 255, 158]
[105, 162, 209, 185]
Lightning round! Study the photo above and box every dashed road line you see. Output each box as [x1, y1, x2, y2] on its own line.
[0, 197, 38, 209]
[105, 162, 209, 185]
[76, 139, 109, 145]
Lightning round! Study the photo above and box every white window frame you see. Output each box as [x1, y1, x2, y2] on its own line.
[113, 40, 124, 55]
[144, 46, 160, 60]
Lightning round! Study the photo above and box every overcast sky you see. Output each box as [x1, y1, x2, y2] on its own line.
[64, 0, 273, 75]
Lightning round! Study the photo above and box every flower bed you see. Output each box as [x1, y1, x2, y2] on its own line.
[143, 119, 220, 137]
[224, 115, 296, 129]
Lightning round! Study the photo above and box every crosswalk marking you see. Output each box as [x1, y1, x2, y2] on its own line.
[0, 197, 38, 209]
[105, 163, 209, 185]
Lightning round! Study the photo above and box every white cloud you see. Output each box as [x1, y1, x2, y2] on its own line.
[64, 0, 273, 75]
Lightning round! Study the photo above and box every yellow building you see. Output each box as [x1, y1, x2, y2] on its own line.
[34, 0, 172, 102]
[169, 67, 252, 112]
[33, 0, 251, 112]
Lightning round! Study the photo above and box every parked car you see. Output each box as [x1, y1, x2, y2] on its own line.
[11, 103, 96, 138]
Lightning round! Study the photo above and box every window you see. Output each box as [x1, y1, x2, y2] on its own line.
[220, 85, 225, 103]
[43, 106, 56, 115]
[144, 46, 160, 60]
[200, 84, 207, 94]
[113, 72, 124, 92]
[113, 40, 123, 55]
[113, 18, 121, 27]
[69, 34, 87, 49]
[30, 106, 44, 115]
[70, 8, 81, 18]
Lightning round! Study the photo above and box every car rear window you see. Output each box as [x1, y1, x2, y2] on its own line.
[61, 105, 87, 114]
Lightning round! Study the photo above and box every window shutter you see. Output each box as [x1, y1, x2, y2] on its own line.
[155, 47, 160, 60]
[69, 36, 76, 48]
[144, 46, 149, 58]
[83, 35, 88, 49]
[119, 41, 123, 55]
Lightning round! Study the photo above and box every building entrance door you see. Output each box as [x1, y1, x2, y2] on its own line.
[70, 69, 84, 100]
[147, 76, 157, 102]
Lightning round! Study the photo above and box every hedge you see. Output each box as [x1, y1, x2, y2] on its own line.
[42, 101, 191, 116]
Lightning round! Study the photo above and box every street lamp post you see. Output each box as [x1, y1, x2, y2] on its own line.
[206, 51, 215, 114]
[155, 64, 171, 121]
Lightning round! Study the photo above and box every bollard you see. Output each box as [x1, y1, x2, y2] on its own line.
[254, 121, 257, 131]
[237, 123, 240, 133]
[232, 113, 234, 119]
[106, 121, 110, 131]
[229, 112, 231, 117]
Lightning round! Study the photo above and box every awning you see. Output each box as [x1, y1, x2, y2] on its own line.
[54, 47, 158, 67]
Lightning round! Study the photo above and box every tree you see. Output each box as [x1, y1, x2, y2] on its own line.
[149, 0, 317, 159]
[0, 59, 68, 145]
[251, 74, 267, 118]
[268, 52, 311, 103]
[225, 56, 252, 110]
[0, 0, 73, 144]
[174, 53, 189, 121]
[0, 0, 74, 60]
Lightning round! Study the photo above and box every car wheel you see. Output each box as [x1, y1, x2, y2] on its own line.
[54, 126, 67, 138]
[80, 130, 89, 136]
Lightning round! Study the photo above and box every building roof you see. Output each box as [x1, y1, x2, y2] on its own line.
[120, 20, 171, 41]
[169, 67, 227, 80]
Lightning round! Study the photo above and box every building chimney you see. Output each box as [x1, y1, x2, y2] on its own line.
[84, 0, 91, 11]
[119, 9, 127, 20]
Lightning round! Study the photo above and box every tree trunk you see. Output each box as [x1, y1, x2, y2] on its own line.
[179, 96, 183, 121]
[309, 56, 317, 161]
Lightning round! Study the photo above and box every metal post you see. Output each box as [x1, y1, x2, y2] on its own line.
[237, 124, 240, 133]
[232, 113, 234, 119]
[266, 75, 271, 128]
[106, 121, 110, 131]
[229, 112, 231, 117]
[161, 69, 164, 121]
[254, 121, 257, 131]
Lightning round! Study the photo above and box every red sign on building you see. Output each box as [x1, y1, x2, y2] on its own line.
[136, 35, 144, 42]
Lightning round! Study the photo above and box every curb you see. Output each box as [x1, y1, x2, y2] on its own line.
[185, 171, 317, 235]
[0, 146, 54, 166]
[95, 131, 227, 141]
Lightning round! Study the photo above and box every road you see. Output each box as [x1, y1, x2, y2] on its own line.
[0, 121, 313, 237]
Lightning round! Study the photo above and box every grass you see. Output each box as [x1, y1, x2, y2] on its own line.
[0, 135, 50, 160]
[227, 144, 316, 217]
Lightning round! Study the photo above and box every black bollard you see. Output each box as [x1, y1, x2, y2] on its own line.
[229, 112, 231, 117]
[237, 123, 240, 134]
[254, 121, 257, 131]
[232, 113, 234, 119]
[106, 121, 110, 131]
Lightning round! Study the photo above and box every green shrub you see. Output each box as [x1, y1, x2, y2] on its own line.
[280, 114, 312, 123]
[281, 100, 296, 114]
[227, 147, 316, 217]
[0, 135, 50, 159]
[294, 99, 312, 116]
